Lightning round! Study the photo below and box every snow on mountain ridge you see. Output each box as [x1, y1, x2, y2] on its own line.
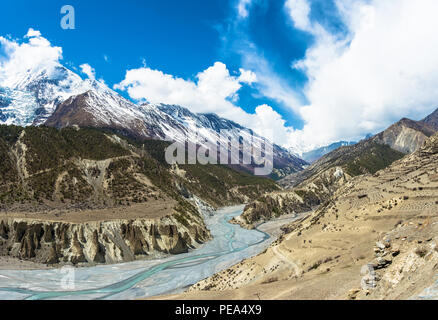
[2, 62, 307, 177]
[0, 63, 91, 126]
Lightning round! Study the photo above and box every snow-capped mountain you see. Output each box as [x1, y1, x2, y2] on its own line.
[1, 62, 307, 178]
[154, 104, 308, 177]
[0, 63, 91, 126]
[47, 90, 307, 177]
[301, 141, 357, 163]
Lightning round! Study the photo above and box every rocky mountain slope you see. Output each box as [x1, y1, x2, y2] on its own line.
[236, 141, 405, 228]
[0, 125, 279, 208]
[282, 107, 438, 189]
[0, 125, 279, 266]
[175, 132, 438, 300]
[234, 108, 438, 229]
[0, 64, 92, 126]
[234, 166, 349, 229]
[372, 117, 436, 154]
[46, 91, 307, 179]
[280, 140, 405, 189]
[422, 107, 438, 130]
[1, 62, 306, 179]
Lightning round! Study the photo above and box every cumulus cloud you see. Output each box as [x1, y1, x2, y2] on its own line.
[115, 61, 293, 144]
[251, 104, 295, 145]
[25, 28, 42, 38]
[238, 68, 257, 84]
[116, 62, 247, 116]
[0, 28, 63, 87]
[283, 0, 438, 150]
[80, 63, 96, 80]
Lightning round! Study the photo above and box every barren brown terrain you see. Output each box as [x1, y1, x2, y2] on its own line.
[0, 198, 176, 223]
[162, 134, 438, 300]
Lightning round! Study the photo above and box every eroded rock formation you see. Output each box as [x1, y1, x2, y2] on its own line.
[0, 212, 210, 266]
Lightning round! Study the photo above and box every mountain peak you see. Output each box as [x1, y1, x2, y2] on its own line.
[2, 60, 306, 178]
[0, 63, 90, 126]
[421, 107, 438, 130]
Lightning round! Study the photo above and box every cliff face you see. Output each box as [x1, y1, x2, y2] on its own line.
[232, 192, 310, 229]
[0, 210, 210, 265]
[373, 118, 435, 154]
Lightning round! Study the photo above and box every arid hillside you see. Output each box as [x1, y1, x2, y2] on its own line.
[168, 133, 438, 300]
[0, 125, 279, 266]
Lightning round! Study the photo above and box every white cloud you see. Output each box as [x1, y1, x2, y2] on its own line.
[80, 63, 96, 80]
[237, 0, 253, 18]
[25, 28, 42, 38]
[251, 104, 295, 146]
[238, 68, 257, 84]
[285, 0, 312, 32]
[116, 62, 245, 116]
[0, 28, 63, 87]
[284, 0, 438, 150]
[115, 61, 294, 144]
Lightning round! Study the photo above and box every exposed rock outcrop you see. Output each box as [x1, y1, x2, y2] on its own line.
[0, 210, 210, 266]
[373, 118, 435, 154]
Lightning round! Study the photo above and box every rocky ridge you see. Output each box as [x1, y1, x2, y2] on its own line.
[236, 110, 438, 228]
[0, 202, 210, 266]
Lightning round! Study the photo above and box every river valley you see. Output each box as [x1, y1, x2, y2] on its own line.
[0, 205, 300, 300]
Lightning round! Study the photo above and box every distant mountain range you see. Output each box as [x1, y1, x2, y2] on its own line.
[0, 62, 307, 179]
[302, 141, 356, 163]
[280, 106, 438, 193]
[300, 107, 438, 164]
[238, 107, 438, 229]
[2, 58, 437, 181]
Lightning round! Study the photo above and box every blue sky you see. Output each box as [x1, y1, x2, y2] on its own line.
[0, 0, 312, 129]
[0, 1, 228, 84]
[1, 0, 438, 152]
